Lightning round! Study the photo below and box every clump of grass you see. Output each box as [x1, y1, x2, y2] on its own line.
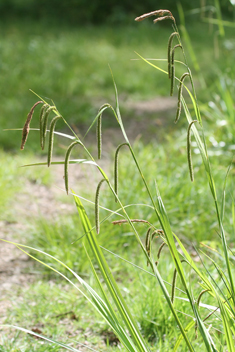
[1, 7, 235, 352]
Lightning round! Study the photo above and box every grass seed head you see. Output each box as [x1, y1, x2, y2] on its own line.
[170, 65, 175, 96]
[48, 115, 62, 167]
[170, 44, 182, 96]
[145, 228, 159, 266]
[157, 241, 166, 260]
[187, 120, 198, 182]
[145, 227, 152, 255]
[95, 179, 108, 234]
[41, 106, 56, 149]
[40, 103, 49, 150]
[112, 219, 150, 226]
[21, 101, 43, 150]
[97, 113, 102, 160]
[135, 10, 173, 22]
[114, 143, 129, 202]
[197, 289, 210, 306]
[96, 103, 113, 159]
[175, 72, 190, 124]
[168, 32, 179, 79]
[153, 16, 175, 24]
[64, 140, 83, 194]
[171, 269, 178, 304]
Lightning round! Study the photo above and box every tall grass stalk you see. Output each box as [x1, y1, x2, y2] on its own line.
[1, 7, 235, 352]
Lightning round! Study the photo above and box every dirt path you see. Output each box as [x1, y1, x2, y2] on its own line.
[0, 154, 111, 325]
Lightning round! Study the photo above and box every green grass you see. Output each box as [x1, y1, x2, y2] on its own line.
[0, 151, 20, 220]
[1, 18, 235, 150]
[26, 132, 235, 276]
[1, 250, 200, 351]
[0, 152, 51, 221]
[2, 92, 235, 351]
[2, 130, 234, 350]
[0, 20, 169, 150]
[1, 224, 228, 351]
[1, 9, 235, 352]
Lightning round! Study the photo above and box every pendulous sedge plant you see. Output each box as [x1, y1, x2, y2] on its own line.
[1, 8, 235, 352]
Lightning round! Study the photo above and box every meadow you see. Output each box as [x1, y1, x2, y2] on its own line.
[1, 7, 235, 352]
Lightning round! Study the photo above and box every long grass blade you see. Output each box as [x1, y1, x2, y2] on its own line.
[221, 162, 233, 223]
[74, 196, 151, 352]
[7, 128, 76, 140]
[82, 244, 139, 352]
[109, 66, 129, 144]
[0, 239, 141, 352]
[150, 259, 195, 352]
[0, 325, 84, 352]
[215, 295, 235, 352]
[83, 103, 116, 139]
[48, 115, 62, 167]
[173, 319, 195, 352]
[155, 190, 217, 351]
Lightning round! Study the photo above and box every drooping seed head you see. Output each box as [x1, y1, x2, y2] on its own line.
[153, 15, 175, 24]
[39, 103, 49, 149]
[135, 10, 173, 22]
[95, 178, 108, 234]
[96, 103, 112, 160]
[114, 143, 129, 202]
[170, 44, 182, 96]
[155, 240, 166, 267]
[175, 72, 190, 124]
[156, 229, 165, 236]
[112, 219, 150, 226]
[97, 112, 102, 160]
[64, 140, 83, 194]
[197, 289, 210, 306]
[41, 106, 56, 150]
[171, 44, 182, 66]
[171, 269, 178, 304]
[21, 101, 43, 150]
[145, 227, 152, 255]
[157, 241, 166, 260]
[170, 64, 175, 96]
[187, 120, 198, 182]
[47, 115, 62, 167]
[145, 228, 159, 266]
[167, 32, 179, 79]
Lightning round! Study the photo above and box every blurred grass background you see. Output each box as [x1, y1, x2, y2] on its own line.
[0, 0, 234, 150]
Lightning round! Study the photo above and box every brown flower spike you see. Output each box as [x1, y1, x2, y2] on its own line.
[135, 10, 173, 22]
[21, 101, 43, 150]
